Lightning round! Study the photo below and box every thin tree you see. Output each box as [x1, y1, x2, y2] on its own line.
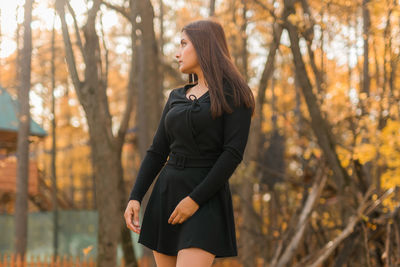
[241, 1, 289, 265]
[237, 1, 259, 266]
[14, 0, 33, 260]
[362, 0, 371, 96]
[210, 0, 216, 17]
[50, 7, 59, 257]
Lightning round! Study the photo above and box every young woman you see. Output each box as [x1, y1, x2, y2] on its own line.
[124, 18, 255, 267]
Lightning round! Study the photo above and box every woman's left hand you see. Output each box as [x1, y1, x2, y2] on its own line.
[168, 196, 200, 225]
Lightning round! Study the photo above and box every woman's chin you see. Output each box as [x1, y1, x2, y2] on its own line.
[179, 65, 194, 74]
[179, 68, 190, 74]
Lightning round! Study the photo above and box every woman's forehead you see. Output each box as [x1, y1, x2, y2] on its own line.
[181, 31, 190, 39]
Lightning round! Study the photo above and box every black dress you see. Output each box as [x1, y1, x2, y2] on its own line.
[129, 80, 252, 258]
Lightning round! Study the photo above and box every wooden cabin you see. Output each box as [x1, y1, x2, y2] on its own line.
[0, 86, 47, 213]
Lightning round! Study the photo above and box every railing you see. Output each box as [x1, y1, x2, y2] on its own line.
[0, 254, 95, 267]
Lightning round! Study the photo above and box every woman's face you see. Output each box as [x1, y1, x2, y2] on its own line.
[175, 31, 199, 74]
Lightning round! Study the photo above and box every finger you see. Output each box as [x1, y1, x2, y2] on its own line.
[169, 214, 177, 224]
[132, 224, 141, 234]
[125, 204, 141, 233]
[129, 218, 141, 233]
[133, 207, 140, 227]
[168, 209, 177, 224]
[125, 211, 135, 230]
[172, 215, 182, 225]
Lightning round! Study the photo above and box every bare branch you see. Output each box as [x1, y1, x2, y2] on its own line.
[274, 166, 327, 267]
[297, 188, 393, 267]
[383, 221, 391, 266]
[252, 0, 277, 19]
[299, 0, 324, 97]
[159, 56, 186, 84]
[55, 0, 82, 93]
[362, 223, 372, 267]
[66, 0, 86, 63]
[99, 10, 109, 88]
[257, 23, 283, 108]
[101, 1, 131, 21]
[116, 36, 135, 148]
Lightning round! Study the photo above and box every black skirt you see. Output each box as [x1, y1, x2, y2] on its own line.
[138, 163, 238, 258]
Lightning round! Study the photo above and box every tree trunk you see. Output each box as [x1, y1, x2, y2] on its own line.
[56, 0, 136, 265]
[134, 0, 163, 265]
[15, 4, 21, 92]
[362, 0, 370, 96]
[238, 2, 260, 266]
[240, 2, 285, 264]
[50, 11, 59, 257]
[14, 0, 33, 259]
[209, 0, 216, 16]
[136, 0, 163, 156]
[100, 0, 164, 264]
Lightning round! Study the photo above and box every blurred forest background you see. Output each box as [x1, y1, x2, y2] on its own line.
[0, 0, 399, 266]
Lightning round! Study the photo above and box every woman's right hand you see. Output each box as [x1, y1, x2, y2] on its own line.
[124, 200, 141, 234]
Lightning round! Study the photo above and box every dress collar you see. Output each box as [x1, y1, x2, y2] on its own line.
[182, 83, 210, 102]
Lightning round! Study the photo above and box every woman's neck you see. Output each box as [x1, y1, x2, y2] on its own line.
[195, 71, 208, 89]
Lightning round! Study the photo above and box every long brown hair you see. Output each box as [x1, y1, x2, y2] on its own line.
[182, 19, 255, 119]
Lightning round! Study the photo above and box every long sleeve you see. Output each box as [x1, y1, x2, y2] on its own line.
[188, 102, 252, 206]
[128, 91, 173, 204]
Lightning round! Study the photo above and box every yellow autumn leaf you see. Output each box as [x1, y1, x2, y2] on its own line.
[336, 146, 351, 168]
[354, 143, 376, 164]
[287, 13, 300, 25]
[83, 245, 93, 256]
[381, 170, 400, 189]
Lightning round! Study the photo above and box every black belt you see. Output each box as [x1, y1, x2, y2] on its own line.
[166, 151, 218, 169]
